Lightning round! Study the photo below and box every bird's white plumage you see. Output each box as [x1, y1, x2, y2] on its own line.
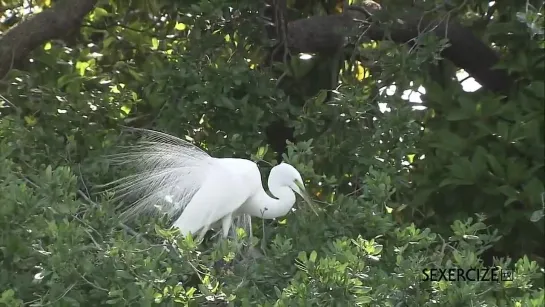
[172, 158, 259, 236]
[104, 128, 316, 241]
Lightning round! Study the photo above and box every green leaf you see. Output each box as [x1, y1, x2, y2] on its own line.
[448, 158, 474, 182]
[315, 90, 328, 104]
[219, 96, 235, 110]
[1, 289, 15, 300]
[105, 299, 120, 305]
[497, 121, 510, 139]
[487, 154, 505, 178]
[458, 96, 476, 114]
[309, 250, 317, 263]
[24, 115, 37, 126]
[115, 270, 133, 279]
[45, 165, 53, 181]
[175, 22, 187, 31]
[151, 37, 159, 50]
[255, 146, 267, 159]
[274, 286, 282, 298]
[120, 105, 131, 115]
[471, 146, 488, 176]
[506, 159, 527, 184]
[356, 296, 373, 303]
[76, 61, 90, 76]
[439, 177, 470, 187]
[498, 185, 519, 199]
[522, 177, 544, 205]
[94, 7, 109, 19]
[446, 109, 471, 121]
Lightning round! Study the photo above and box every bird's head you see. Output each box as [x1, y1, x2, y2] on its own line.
[270, 163, 318, 215]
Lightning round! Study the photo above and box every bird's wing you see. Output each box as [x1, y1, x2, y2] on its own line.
[103, 128, 215, 220]
[171, 159, 258, 236]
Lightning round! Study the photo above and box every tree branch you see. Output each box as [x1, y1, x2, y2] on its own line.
[284, 3, 514, 94]
[0, 0, 98, 80]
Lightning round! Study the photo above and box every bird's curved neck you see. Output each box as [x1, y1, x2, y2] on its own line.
[245, 186, 295, 219]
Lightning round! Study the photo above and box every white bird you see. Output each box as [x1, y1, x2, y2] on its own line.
[104, 128, 317, 240]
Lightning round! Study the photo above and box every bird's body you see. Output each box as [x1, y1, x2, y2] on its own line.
[105, 129, 315, 240]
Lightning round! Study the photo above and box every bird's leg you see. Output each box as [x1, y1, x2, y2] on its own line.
[197, 224, 210, 242]
[210, 214, 239, 273]
[222, 213, 233, 238]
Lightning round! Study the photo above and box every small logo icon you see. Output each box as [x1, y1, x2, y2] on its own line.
[500, 269, 514, 281]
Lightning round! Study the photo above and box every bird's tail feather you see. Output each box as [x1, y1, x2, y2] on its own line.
[99, 128, 213, 222]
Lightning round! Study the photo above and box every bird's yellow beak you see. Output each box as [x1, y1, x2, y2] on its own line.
[294, 180, 319, 216]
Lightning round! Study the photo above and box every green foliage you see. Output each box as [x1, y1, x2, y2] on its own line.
[1, 0, 544, 306]
[1, 152, 543, 305]
[408, 6, 545, 260]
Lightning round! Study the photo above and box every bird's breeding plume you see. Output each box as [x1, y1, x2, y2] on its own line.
[104, 128, 317, 241]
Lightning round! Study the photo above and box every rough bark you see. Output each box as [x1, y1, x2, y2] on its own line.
[0, 0, 98, 80]
[285, 4, 513, 94]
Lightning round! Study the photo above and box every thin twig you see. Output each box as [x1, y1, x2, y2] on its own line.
[39, 282, 77, 306]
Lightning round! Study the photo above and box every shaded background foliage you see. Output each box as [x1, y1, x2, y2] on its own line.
[0, 0, 544, 305]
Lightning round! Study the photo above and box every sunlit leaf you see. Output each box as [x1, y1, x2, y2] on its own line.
[75, 61, 90, 76]
[93, 7, 109, 19]
[151, 37, 159, 50]
[120, 105, 131, 114]
[24, 115, 37, 126]
[175, 22, 187, 30]
[355, 63, 369, 81]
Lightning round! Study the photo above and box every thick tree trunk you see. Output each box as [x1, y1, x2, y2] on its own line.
[0, 0, 97, 80]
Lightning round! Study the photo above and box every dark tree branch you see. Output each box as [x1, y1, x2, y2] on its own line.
[284, 3, 514, 94]
[0, 0, 98, 80]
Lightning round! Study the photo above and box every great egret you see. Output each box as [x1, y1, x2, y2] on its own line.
[105, 128, 317, 240]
